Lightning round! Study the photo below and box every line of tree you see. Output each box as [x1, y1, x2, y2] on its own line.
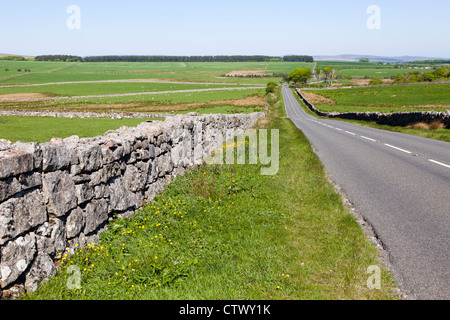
[0, 56, 27, 61]
[33, 55, 313, 63]
[393, 68, 450, 84]
[35, 55, 84, 62]
[83, 55, 314, 63]
[410, 60, 450, 64]
[280, 55, 315, 62]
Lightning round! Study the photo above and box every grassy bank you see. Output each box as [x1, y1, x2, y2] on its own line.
[23, 88, 398, 300]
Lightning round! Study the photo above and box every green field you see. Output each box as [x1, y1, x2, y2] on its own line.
[0, 61, 302, 123]
[307, 83, 450, 113]
[0, 116, 159, 143]
[0, 82, 247, 97]
[0, 89, 265, 114]
[316, 61, 434, 79]
[0, 61, 71, 81]
[0, 61, 313, 85]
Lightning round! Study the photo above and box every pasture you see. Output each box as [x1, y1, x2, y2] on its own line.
[0, 82, 246, 97]
[0, 116, 159, 143]
[306, 83, 450, 113]
[0, 61, 313, 85]
[316, 61, 434, 79]
[0, 60, 285, 142]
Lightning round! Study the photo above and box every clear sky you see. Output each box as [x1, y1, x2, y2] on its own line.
[1, 0, 449, 58]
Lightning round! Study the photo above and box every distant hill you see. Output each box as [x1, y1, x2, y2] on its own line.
[313, 54, 446, 63]
[0, 53, 35, 59]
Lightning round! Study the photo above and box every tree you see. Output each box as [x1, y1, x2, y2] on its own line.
[432, 68, 448, 79]
[322, 67, 338, 87]
[288, 68, 313, 87]
[369, 78, 383, 85]
[266, 82, 277, 94]
[359, 58, 370, 63]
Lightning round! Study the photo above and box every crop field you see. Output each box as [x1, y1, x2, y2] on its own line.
[305, 83, 450, 113]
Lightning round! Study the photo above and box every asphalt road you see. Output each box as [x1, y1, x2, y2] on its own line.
[282, 85, 450, 300]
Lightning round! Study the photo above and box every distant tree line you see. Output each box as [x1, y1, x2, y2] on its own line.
[35, 55, 84, 62]
[279, 55, 314, 62]
[33, 55, 314, 63]
[393, 68, 450, 84]
[410, 60, 450, 64]
[0, 56, 27, 61]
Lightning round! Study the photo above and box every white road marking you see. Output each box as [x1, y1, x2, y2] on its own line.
[361, 136, 377, 142]
[428, 159, 450, 169]
[286, 88, 450, 173]
[384, 144, 412, 154]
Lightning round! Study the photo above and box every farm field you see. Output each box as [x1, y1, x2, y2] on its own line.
[316, 61, 435, 79]
[0, 116, 159, 143]
[0, 89, 266, 114]
[304, 83, 450, 113]
[0, 61, 313, 85]
[0, 82, 247, 98]
[0, 61, 71, 81]
[0, 61, 293, 142]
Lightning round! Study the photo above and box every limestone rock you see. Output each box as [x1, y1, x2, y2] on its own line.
[0, 190, 47, 245]
[24, 253, 57, 293]
[0, 149, 33, 180]
[77, 143, 103, 172]
[12, 142, 42, 170]
[65, 207, 84, 239]
[75, 183, 94, 205]
[40, 142, 72, 172]
[83, 199, 109, 234]
[0, 233, 36, 288]
[35, 218, 66, 257]
[108, 177, 141, 212]
[42, 171, 77, 217]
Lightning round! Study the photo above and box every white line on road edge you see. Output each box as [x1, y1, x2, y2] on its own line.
[361, 136, 377, 142]
[345, 131, 356, 135]
[428, 159, 450, 169]
[384, 144, 412, 154]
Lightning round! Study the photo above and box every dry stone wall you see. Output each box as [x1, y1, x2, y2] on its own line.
[295, 88, 450, 128]
[0, 112, 264, 295]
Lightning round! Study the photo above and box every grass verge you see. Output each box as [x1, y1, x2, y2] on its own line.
[23, 88, 399, 300]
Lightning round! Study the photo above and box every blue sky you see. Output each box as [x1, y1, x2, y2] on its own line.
[1, 0, 449, 58]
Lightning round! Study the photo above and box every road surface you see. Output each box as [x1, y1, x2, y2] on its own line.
[282, 85, 450, 300]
